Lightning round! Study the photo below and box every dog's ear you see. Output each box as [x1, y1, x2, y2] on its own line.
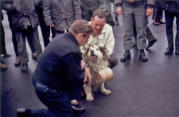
[81, 44, 90, 57]
[99, 47, 110, 60]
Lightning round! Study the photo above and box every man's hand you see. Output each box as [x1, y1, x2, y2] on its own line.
[116, 6, 123, 15]
[81, 60, 86, 69]
[83, 67, 92, 85]
[146, 8, 153, 16]
[49, 24, 54, 27]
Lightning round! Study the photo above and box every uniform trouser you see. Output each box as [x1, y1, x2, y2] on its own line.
[165, 11, 179, 52]
[30, 72, 83, 117]
[15, 30, 29, 64]
[36, 6, 50, 47]
[133, 18, 157, 43]
[0, 21, 7, 55]
[146, 25, 157, 42]
[26, 27, 42, 54]
[122, 3, 147, 50]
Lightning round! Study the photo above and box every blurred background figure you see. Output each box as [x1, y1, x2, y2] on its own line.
[152, 0, 165, 26]
[43, 0, 81, 38]
[162, 0, 179, 55]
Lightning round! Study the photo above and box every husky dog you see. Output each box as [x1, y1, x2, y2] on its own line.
[81, 44, 113, 101]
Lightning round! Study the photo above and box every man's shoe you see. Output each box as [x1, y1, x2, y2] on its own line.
[17, 108, 30, 117]
[0, 63, 8, 71]
[175, 51, 179, 56]
[3, 53, 11, 58]
[120, 50, 131, 62]
[32, 52, 38, 60]
[146, 40, 157, 49]
[72, 104, 85, 113]
[153, 21, 160, 26]
[164, 49, 173, 56]
[21, 63, 28, 72]
[159, 20, 165, 24]
[14, 57, 21, 67]
[139, 49, 148, 62]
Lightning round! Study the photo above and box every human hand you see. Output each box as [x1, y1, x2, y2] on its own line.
[81, 60, 86, 69]
[146, 8, 153, 16]
[49, 24, 54, 27]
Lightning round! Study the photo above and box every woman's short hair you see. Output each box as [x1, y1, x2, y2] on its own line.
[69, 19, 93, 37]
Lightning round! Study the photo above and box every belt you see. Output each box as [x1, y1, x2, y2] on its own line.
[124, 1, 145, 6]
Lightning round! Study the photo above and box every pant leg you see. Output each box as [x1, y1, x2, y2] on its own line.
[165, 11, 175, 50]
[7, 11, 19, 56]
[36, 6, 50, 47]
[0, 21, 7, 55]
[15, 31, 29, 64]
[175, 13, 179, 52]
[69, 82, 83, 101]
[29, 108, 73, 117]
[146, 25, 157, 42]
[122, 3, 136, 50]
[11, 30, 19, 56]
[26, 27, 35, 53]
[33, 83, 73, 117]
[153, 7, 163, 22]
[134, 5, 147, 49]
[32, 27, 42, 54]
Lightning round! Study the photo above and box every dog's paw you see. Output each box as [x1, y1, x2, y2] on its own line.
[86, 95, 94, 101]
[71, 100, 79, 105]
[101, 89, 111, 95]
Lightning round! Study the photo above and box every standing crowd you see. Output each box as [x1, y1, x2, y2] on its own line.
[0, 0, 179, 117]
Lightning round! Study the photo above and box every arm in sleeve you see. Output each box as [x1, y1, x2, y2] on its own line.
[72, 0, 81, 20]
[42, 0, 53, 25]
[62, 52, 84, 82]
[105, 27, 115, 56]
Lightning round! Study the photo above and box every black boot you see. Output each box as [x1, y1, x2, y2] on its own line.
[17, 108, 31, 117]
[164, 48, 173, 56]
[139, 49, 148, 62]
[21, 63, 28, 72]
[175, 51, 179, 56]
[120, 50, 131, 62]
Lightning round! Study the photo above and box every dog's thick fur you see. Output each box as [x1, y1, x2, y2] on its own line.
[81, 44, 114, 101]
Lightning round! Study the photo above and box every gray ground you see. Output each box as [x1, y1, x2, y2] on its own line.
[1, 11, 179, 117]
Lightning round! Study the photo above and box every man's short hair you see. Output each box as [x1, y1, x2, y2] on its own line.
[92, 10, 106, 19]
[69, 19, 93, 37]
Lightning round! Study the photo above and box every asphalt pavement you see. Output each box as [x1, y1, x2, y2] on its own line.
[1, 11, 179, 117]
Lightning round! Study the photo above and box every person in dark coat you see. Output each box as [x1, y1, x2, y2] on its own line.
[162, 0, 179, 55]
[17, 19, 93, 117]
[43, 0, 81, 37]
